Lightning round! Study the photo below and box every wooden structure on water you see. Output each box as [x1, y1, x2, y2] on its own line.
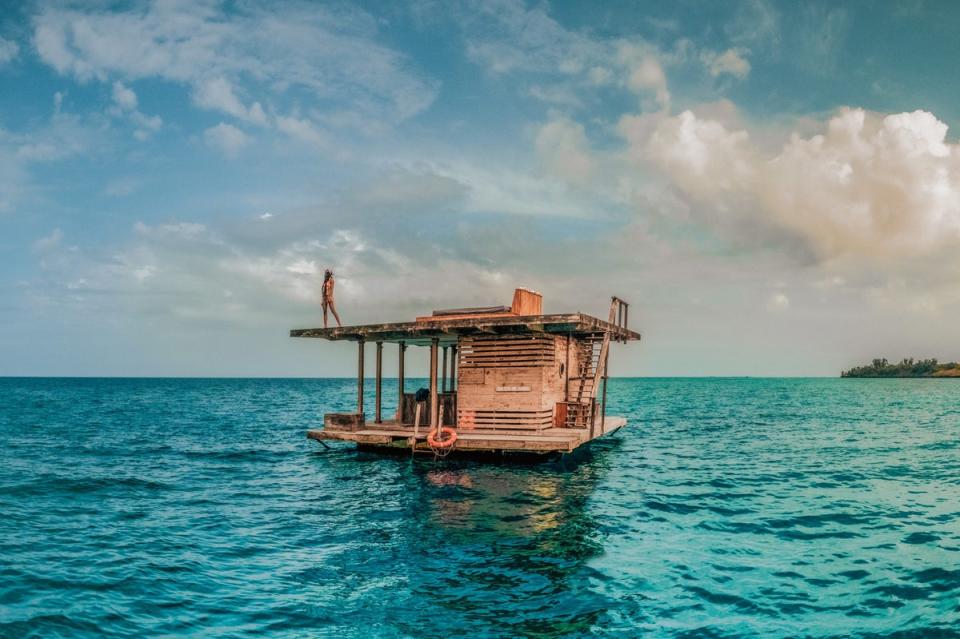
[291, 288, 640, 457]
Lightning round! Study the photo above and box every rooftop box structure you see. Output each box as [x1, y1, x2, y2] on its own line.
[290, 288, 640, 457]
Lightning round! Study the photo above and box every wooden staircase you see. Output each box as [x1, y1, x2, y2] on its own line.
[561, 297, 629, 431]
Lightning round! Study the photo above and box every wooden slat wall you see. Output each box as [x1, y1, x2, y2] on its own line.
[458, 408, 553, 431]
[459, 335, 555, 368]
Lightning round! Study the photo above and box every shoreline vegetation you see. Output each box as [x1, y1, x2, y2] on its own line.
[842, 358, 960, 378]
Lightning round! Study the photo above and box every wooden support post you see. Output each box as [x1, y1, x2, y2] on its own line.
[600, 349, 610, 435]
[397, 341, 406, 422]
[450, 345, 457, 390]
[429, 338, 439, 432]
[450, 344, 457, 424]
[374, 341, 383, 424]
[441, 346, 448, 393]
[564, 333, 571, 402]
[357, 339, 365, 416]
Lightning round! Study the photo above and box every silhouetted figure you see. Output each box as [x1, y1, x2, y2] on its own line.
[322, 269, 342, 328]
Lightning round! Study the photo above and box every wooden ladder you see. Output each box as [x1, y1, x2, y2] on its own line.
[565, 297, 628, 429]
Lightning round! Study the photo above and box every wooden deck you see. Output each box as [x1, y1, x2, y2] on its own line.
[307, 416, 628, 455]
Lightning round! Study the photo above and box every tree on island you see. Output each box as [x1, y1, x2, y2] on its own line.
[842, 358, 960, 377]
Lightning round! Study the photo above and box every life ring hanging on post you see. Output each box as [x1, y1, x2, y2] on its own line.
[427, 402, 457, 453]
[427, 426, 457, 449]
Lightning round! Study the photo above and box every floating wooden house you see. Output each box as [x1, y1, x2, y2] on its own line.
[291, 288, 640, 457]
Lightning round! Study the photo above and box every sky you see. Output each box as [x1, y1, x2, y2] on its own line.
[2, 0, 960, 377]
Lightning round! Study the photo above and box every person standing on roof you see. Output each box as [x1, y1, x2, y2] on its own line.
[321, 269, 342, 328]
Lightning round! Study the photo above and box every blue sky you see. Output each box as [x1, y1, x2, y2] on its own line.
[2, 0, 960, 376]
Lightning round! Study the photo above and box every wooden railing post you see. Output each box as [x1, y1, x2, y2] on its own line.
[375, 341, 383, 423]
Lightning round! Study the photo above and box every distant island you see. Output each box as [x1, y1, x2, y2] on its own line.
[842, 358, 960, 378]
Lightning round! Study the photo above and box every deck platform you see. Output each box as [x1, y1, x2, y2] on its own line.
[307, 416, 627, 455]
[290, 312, 640, 345]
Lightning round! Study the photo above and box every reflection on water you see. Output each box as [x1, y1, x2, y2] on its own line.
[403, 450, 618, 638]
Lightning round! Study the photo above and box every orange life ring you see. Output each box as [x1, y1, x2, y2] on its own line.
[427, 427, 458, 449]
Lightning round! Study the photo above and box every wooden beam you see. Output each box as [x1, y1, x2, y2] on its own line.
[429, 338, 439, 431]
[441, 346, 448, 393]
[375, 341, 383, 424]
[397, 341, 405, 422]
[357, 339, 365, 415]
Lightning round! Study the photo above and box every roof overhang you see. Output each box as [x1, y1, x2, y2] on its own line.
[290, 313, 641, 346]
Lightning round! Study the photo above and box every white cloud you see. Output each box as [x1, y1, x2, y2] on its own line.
[0, 113, 98, 213]
[275, 115, 328, 147]
[32, 228, 63, 252]
[453, 2, 674, 109]
[32, 3, 437, 129]
[528, 84, 583, 108]
[111, 81, 137, 111]
[0, 37, 19, 65]
[203, 123, 248, 157]
[192, 77, 268, 126]
[702, 48, 751, 79]
[619, 44, 670, 109]
[535, 117, 593, 185]
[642, 107, 960, 259]
[109, 81, 162, 139]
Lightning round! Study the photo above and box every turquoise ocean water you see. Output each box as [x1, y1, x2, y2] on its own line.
[0, 377, 958, 638]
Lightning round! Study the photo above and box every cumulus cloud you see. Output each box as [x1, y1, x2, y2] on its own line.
[642, 107, 960, 260]
[203, 122, 247, 157]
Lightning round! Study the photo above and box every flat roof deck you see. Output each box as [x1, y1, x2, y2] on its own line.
[290, 312, 641, 346]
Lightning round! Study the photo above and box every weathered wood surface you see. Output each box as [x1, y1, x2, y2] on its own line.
[324, 413, 365, 431]
[290, 313, 641, 345]
[510, 288, 542, 315]
[307, 416, 627, 454]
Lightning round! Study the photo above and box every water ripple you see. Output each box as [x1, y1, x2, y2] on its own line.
[0, 377, 958, 637]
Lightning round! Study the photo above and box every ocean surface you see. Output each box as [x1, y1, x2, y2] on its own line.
[1, 377, 958, 638]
